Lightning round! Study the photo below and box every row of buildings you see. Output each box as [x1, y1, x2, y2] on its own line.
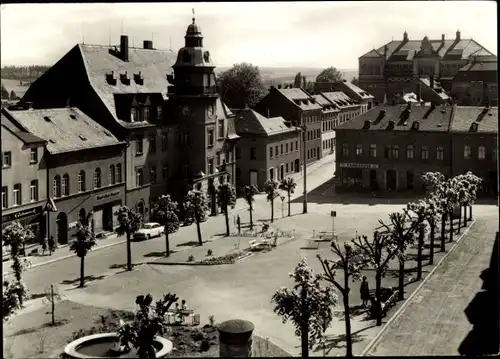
[334, 103, 498, 194]
[358, 30, 497, 107]
[2, 15, 371, 246]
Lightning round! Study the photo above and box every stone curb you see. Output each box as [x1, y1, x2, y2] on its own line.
[360, 219, 477, 356]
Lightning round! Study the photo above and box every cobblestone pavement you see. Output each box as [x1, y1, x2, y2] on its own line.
[364, 212, 498, 356]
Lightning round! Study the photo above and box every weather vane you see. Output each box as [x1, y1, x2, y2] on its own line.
[192, 8, 195, 23]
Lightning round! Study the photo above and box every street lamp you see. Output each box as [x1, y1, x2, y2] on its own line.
[296, 124, 308, 214]
[280, 195, 285, 218]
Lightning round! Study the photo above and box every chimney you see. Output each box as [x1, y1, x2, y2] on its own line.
[403, 31, 408, 42]
[456, 30, 461, 42]
[416, 83, 422, 102]
[384, 45, 388, 58]
[120, 35, 129, 62]
[430, 75, 434, 89]
[441, 34, 445, 43]
[143, 40, 153, 50]
[363, 120, 372, 129]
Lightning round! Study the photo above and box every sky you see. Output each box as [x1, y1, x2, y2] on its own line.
[1, 1, 497, 69]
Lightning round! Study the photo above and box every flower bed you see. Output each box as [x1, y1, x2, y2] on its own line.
[195, 251, 251, 265]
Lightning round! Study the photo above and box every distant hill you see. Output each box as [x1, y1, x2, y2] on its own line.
[215, 66, 358, 87]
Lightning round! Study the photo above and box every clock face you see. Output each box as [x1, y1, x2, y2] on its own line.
[182, 106, 191, 118]
[207, 104, 214, 118]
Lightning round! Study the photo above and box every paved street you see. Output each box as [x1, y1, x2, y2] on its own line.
[364, 211, 499, 356]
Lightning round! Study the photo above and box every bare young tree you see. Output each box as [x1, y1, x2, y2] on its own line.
[264, 179, 280, 223]
[317, 242, 363, 357]
[69, 220, 97, 288]
[407, 200, 428, 281]
[153, 194, 180, 257]
[279, 177, 297, 217]
[183, 190, 208, 246]
[243, 185, 258, 231]
[217, 182, 237, 236]
[115, 206, 143, 271]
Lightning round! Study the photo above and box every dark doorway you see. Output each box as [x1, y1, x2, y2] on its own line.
[386, 170, 397, 191]
[56, 212, 68, 245]
[103, 205, 113, 231]
[407, 170, 414, 190]
[269, 167, 274, 180]
[294, 159, 300, 173]
[79, 208, 86, 225]
[370, 169, 378, 191]
[317, 147, 321, 160]
[280, 164, 284, 180]
[137, 200, 145, 218]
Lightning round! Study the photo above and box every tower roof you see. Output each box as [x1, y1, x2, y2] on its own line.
[186, 9, 203, 38]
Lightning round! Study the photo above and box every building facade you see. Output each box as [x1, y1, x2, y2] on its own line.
[3, 107, 127, 244]
[358, 30, 496, 104]
[311, 94, 339, 158]
[1, 114, 47, 244]
[451, 59, 498, 106]
[233, 109, 301, 190]
[254, 87, 323, 165]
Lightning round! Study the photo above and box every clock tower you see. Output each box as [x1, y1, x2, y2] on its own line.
[170, 11, 226, 198]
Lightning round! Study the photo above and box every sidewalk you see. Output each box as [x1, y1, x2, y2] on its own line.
[3, 156, 336, 275]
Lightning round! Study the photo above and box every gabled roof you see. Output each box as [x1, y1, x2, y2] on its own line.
[233, 109, 296, 137]
[276, 88, 323, 111]
[3, 107, 124, 154]
[336, 104, 453, 132]
[320, 92, 360, 109]
[311, 94, 340, 113]
[450, 106, 497, 133]
[362, 36, 496, 61]
[359, 49, 383, 58]
[78, 44, 177, 123]
[1, 113, 47, 144]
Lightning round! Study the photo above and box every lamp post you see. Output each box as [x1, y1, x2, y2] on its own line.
[299, 124, 308, 214]
[280, 195, 285, 218]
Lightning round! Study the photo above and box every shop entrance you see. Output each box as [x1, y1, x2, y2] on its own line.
[386, 170, 397, 191]
[369, 170, 378, 191]
[56, 212, 68, 245]
[103, 205, 113, 231]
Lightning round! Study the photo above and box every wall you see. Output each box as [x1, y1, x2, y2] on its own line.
[321, 111, 337, 157]
[235, 136, 267, 190]
[267, 131, 301, 184]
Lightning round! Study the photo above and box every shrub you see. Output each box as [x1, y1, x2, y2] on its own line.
[207, 249, 213, 256]
[188, 255, 195, 262]
[200, 340, 210, 352]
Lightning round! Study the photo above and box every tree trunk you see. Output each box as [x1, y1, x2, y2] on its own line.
[271, 199, 274, 223]
[440, 213, 446, 252]
[468, 205, 472, 221]
[224, 206, 230, 236]
[429, 223, 435, 265]
[287, 193, 291, 217]
[457, 206, 462, 234]
[343, 271, 353, 357]
[79, 256, 85, 288]
[463, 204, 468, 226]
[126, 232, 132, 271]
[448, 210, 454, 243]
[164, 228, 170, 257]
[398, 258, 405, 301]
[301, 287, 309, 359]
[375, 270, 382, 326]
[249, 205, 253, 231]
[195, 213, 203, 246]
[416, 229, 424, 281]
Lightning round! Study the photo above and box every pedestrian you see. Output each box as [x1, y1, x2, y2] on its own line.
[237, 215, 241, 235]
[48, 236, 55, 255]
[360, 276, 370, 307]
[41, 236, 47, 256]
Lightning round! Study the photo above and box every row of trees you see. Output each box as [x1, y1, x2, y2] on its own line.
[1, 83, 18, 100]
[271, 170, 482, 357]
[1, 65, 50, 79]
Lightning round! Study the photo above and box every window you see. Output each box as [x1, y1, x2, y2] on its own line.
[157, 106, 163, 120]
[116, 164, 122, 183]
[369, 144, 377, 157]
[30, 148, 38, 163]
[149, 135, 156, 153]
[53, 175, 61, 197]
[150, 166, 157, 184]
[131, 108, 137, 122]
[436, 146, 444, 161]
[290, 142, 294, 152]
[143, 106, 150, 122]
[207, 129, 214, 146]
[218, 119, 224, 139]
[162, 164, 169, 179]
[295, 141, 298, 151]
[286, 163, 289, 173]
[269, 147, 273, 158]
[62, 174, 70, 196]
[356, 144, 363, 156]
[250, 147, 256, 160]
[421, 146, 429, 160]
[93, 168, 102, 189]
[406, 145, 414, 159]
[235, 147, 241, 159]
[135, 167, 144, 187]
[208, 158, 214, 174]
[342, 144, 349, 157]
[78, 171, 86, 192]
[161, 132, 168, 150]
[477, 146, 486, 160]
[280, 144, 284, 155]
[216, 152, 221, 166]
[285, 143, 289, 154]
[136, 137, 143, 155]
[30, 180, 38, 201]
[464, 145, 472, 159]
[109, 165, 116, 185]
[2, 151, 12, 167]
[2, 186, 7, 208]
[226, 151, 231, 163]
[13, 183, 21, 206]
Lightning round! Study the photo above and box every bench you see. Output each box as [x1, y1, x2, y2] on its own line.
[248, 240, 260, 250]
[165, 310, 200, 326]
[381, 290, 399, 317]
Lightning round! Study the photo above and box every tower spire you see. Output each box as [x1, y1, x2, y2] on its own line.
[192, 8, 195, 24]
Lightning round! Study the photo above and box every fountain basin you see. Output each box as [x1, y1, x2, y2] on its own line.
[64, 332, 173, 359]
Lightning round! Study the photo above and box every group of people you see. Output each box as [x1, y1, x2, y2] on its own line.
[360, 276, 384, 319]
[41, 236, 56, 256]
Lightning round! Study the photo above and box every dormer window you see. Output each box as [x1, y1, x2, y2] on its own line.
[106, 71, 117, 85]
[294, 100, 301, 105]
[203, 51, 210, 62]
[120, 71, 130, 85]
[134, 72, 144, 85]
[131, 108, 138, 122]
[143, 106, 150, 122]
[469, 122, 479, 132]
[411, 121, 420, 130]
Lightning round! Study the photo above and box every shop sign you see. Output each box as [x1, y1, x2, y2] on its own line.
[96, 190, 120, 201]
[339, 163, 379, 169]
[2, 206, 43, 222]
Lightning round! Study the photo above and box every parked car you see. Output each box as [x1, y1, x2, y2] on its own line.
[133, 222, 164, 241]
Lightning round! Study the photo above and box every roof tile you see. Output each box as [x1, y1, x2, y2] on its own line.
[233, 109, 296, 137]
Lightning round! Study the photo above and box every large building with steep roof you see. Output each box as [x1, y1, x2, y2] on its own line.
[20, 14, 239, 220]
[358, 30, 497, 105]
[232, 109, 301, 190]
